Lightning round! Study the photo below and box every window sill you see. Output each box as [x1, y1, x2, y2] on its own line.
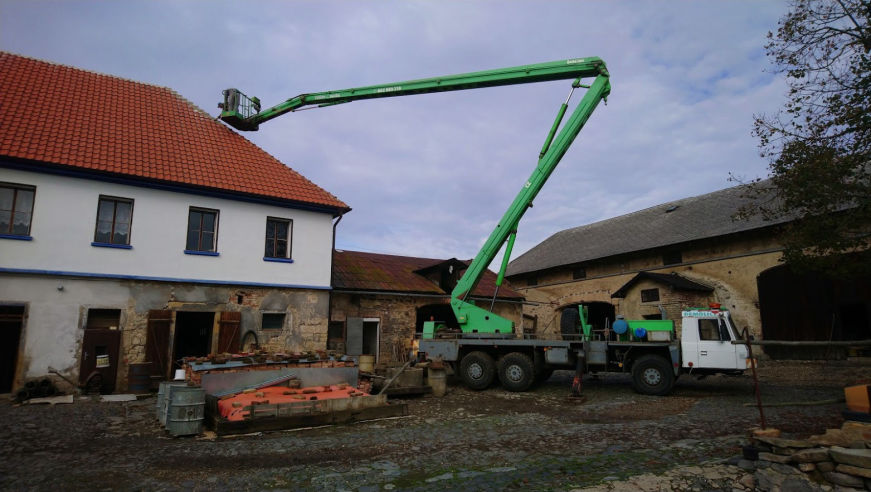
[184, 250, 220, 257]
[263, 257, 294, 264]
[0, 234, 32, 241]
[92, 242, 132, 250]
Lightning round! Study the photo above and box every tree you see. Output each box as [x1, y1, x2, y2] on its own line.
[750, 0, 870, 276]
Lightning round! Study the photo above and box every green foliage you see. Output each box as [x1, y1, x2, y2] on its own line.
[752, 0, 871, 276]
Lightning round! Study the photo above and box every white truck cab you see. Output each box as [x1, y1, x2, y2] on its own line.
[679, 307, 751, 372]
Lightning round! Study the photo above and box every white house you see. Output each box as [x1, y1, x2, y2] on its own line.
[0, 52, 349, 394]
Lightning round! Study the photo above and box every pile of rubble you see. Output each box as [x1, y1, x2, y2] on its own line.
[743, 421, 871, 490]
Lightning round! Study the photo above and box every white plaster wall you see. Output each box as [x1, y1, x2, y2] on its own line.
[0, 276, 132, 380]
[0, 168, 335, 287]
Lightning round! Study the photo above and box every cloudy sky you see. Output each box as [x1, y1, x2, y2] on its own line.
[0, 1, 789, 265]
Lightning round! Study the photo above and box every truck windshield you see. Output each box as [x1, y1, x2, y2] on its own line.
[699, 318, 731, 341]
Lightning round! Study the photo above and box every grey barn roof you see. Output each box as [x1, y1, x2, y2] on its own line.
[507, 181, 784, 276]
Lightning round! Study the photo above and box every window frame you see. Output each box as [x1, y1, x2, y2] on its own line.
[263, 216, 293, 262]
[184, 206, 220, 255]
[698, 318, 723, 341]
[92, 195, 134, 248]
[640, 288, 660, 303]
[261, 312, 286, 331]
[662, 251, 683, 266]
[0, 182, 36, 239]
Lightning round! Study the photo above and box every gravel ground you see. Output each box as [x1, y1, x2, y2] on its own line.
[1, 359, 868, 491]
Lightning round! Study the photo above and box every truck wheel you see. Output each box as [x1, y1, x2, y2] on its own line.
[631, 354, 674, 396]
[497, 352, 535, 392]
[459, 351, 496, 390]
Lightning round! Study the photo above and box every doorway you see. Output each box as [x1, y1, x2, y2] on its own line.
[79, 309, 122, 393]
[560, 302, 616, 339]
[0, 305, 25, 393]
[362, 320, 379, 359]
[173, 312, 215, 369]
[415, 303, 458, 334]
[346, 317, 381, 361]
[758, 263, 871, 359]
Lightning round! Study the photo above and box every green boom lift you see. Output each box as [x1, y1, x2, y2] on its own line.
[219, 57, 610, 339]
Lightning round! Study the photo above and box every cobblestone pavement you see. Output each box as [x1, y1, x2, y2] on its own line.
[0, 359, 867, 491]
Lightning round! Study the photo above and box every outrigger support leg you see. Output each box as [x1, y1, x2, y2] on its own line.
[570, 354, 584, 398]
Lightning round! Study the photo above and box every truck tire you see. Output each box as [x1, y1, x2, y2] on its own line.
[631, 354, 674, 396]
[459, 351, 496, 390]
[497, 352, 535, 392]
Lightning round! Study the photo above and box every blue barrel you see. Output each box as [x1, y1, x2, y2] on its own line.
[634, 327, 648, 340]
[166, 387, 206, 437]
[612, 319, 628, 335]
[127, 363, 152, 393]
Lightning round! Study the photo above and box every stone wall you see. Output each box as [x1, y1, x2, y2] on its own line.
[330, 293, 523, 365]
[330, 293, 421, 365]
[0, 274, 329, 393]
[510, 231, 784, 340]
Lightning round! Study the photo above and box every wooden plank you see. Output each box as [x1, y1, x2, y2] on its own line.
[210, 403, 408, 436]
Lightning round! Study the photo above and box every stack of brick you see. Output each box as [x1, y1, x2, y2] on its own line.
[748, 421, 871, 489]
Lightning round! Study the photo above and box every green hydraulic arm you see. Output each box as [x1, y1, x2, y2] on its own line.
[219, 57, 611, 337]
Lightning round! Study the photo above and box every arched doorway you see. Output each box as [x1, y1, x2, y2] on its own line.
[757, 263, 871, 359]
[415, 303, 458, 334]
[559, 302, 616, 338]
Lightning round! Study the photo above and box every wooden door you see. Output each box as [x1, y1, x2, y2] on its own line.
[145, 310, 172, 380]
[79, 329, 121, 393]
[218, 311, 241, 354]
[346, 317, 363, 356]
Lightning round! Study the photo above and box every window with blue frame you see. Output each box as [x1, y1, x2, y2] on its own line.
[186, 207, 219, 252]
[264, 217, 292, 260]
[94, 196, 133, 246]
[0, 183, 35, 237]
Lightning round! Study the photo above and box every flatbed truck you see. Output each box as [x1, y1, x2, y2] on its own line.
[417, 305, 753, 395]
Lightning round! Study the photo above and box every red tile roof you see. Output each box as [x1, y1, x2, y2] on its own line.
[0, 52, 348, 212]
[332, 250, 523, 299]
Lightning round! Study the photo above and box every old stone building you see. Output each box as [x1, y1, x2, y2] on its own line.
[0, 53, 349, 394]
[330, 250, 524, 365]
[506, 182, 871, 357]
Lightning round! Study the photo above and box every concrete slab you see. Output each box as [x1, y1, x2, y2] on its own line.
[26, 394, 74, 405]
[101, 394, 138, 402]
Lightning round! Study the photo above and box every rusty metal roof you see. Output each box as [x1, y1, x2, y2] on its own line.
[332, 250, 523, 299]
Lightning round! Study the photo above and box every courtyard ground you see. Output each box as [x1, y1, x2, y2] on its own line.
[0, 359, 868, 491]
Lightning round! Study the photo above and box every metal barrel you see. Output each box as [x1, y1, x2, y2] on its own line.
[159, 382, 188, 425]
[127, 362, 152, 393]
[166, 387, 206, 437]
[428, 369, 447, 397]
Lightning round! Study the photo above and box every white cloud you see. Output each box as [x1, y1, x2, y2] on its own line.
[0, 0, 790, 267]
